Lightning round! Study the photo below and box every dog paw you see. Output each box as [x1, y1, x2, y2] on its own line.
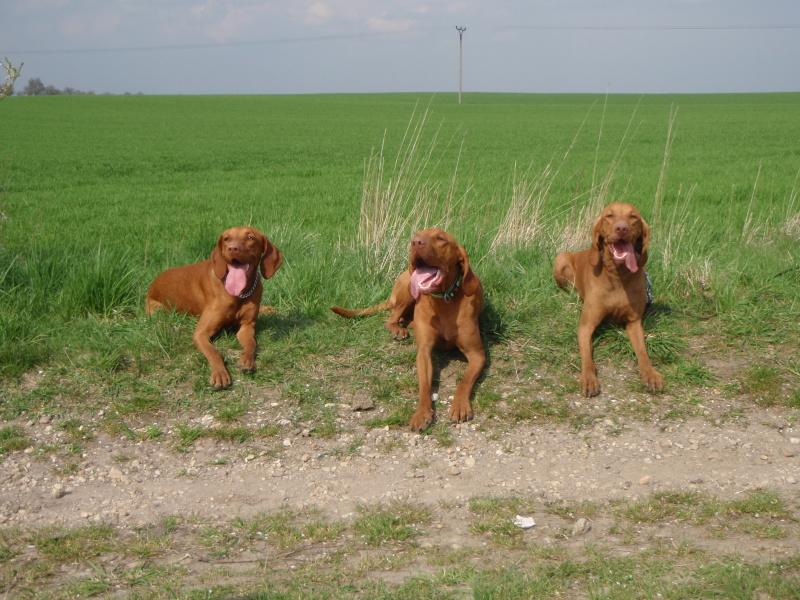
[448, 399, 473, 423]
[386, 323, 409, 339]
[409, 408, 434, 432]
[642, 368, 664, 392]
[580, 372, 601, 397]
[210, 369, 232, 390]
[239, 357, 256, 374]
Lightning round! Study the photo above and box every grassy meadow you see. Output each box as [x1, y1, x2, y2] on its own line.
[1, 92, 799, 420]
[1, 93, 800, 597]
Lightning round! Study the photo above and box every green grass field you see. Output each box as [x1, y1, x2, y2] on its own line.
[1, 90, 800, 600]
[2, 93, 798, 411]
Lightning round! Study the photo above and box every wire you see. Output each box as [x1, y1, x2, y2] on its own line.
[3, 24, 799, 56]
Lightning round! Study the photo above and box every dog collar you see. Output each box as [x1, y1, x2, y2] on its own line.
[431, 270, 462, 302]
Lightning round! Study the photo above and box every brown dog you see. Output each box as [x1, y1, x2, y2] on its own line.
[146, 227, 283, 389]
[553, 203, 663, 397]
[332, 228, 485, 431]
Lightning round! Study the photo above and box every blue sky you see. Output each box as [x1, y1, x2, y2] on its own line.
[1, 0, 799, 94]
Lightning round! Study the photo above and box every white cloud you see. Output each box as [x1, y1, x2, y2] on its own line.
[306, 1, 333, 23]
[366, 16, 413, 33]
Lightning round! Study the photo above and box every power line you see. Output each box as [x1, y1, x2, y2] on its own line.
[502, 24, 800, 31]
[3, 23, 799, 56]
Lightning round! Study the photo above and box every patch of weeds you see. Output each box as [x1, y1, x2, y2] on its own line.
[143, 424, 163, 440]
[617, 489, 793, 539]
[34, 524, 116, 561]
[255, 423, 281, 437]
[0, 425, 30, 455]
[101, 417, 137, 440]
[376, 436, 405, 455]
[198, 525, 233, 559]
[354, 502, 431, 545]
[215, 400, 249, 423]
[616, 491, 720, 525]
[161, 515, 180, 534]
[671, 359, 716, 387]
[473, 566, 560, 598]
[207, 426, 251, 443]
[741, 365, 782, 407]
[60, 418, 94, 443]
[0, 541, 17, 562]
[468, 496, 537, 548]
[176, 424, 205, 450]
[424, 421, 454, 447]
[661, 394, 705, 420]
[61, 576, 112, 598]
[544, 500, 599, 521]
[725, 489, 790, 518]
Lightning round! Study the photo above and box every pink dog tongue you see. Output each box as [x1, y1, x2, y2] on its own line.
[612, 242, 639, 273]
[224, 264, 249, 296]
[410, 266, 443, 300]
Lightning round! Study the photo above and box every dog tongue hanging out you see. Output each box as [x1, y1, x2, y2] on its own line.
[409, 265, 444, 299]
[610, 241, 639, 273]
[224, 263, 250, 296]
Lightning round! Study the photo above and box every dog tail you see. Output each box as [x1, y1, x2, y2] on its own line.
[330, 300, 392, 318]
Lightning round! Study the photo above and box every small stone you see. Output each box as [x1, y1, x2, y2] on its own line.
[787, 476, 797, 484]
[760, 455, 769, 461]
[689, 477, 705, 484]
[108, 467, 124, 481]
[301, 429, 311, 437]
[784, 448, 796, 458]
[244, 454, 256, 462]
[464, 456, 476, 468]
[789, 437, 800, 445]
[571, 518, 592, 537]
[301, 454, 310, 462]
[51, 484, 66, 499]
[282, 438, 292, 447]
[447, 466, 461, 476]
[39, 414, 51, 424]
[350, 392, 375, 412]
[639, 475, 652, 486]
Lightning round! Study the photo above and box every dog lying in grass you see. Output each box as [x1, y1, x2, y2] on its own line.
[554, 202, 663, 397]
[332, 228, 485, 431]
[146, 227, 283, 390]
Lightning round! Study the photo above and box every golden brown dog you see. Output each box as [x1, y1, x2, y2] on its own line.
[146, 227, 283, 389]
[553, 202, 663, 396]
[332, 228, 485, 431]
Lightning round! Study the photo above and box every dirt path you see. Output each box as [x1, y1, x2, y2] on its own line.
[3, 410, 798, 529]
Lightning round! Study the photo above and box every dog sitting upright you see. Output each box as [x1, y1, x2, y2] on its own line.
[553, 202, 663, 396]
[332, 228, 485, 431]
[146, 227, 283, 389]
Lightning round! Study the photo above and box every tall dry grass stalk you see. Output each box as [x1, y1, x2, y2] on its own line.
[740, 163, 765, 246]
[781, 169, 800, 240]
[555, 101, 643, 253]
[652, 104, 679, 226]
[358, 104, 468, 275]
[490, 100, 597, 254]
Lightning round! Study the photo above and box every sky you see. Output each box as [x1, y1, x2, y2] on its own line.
[1, 0, 799, 95]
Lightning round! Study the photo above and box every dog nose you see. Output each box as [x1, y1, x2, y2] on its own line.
[411, 235, 427, 248]
[227, 242, 241, 253]
[614, 222, 630, 237]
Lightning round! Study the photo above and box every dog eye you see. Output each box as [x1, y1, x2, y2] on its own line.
[436, 235, 446, 241]
[247, 235, 255, 240]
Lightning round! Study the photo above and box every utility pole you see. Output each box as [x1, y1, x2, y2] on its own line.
[456, 26, 466, 104]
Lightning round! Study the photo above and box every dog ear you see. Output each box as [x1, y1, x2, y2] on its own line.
[635, 216, 650, 267]
[458, 244, 480, 296]
[260, 238, 283, 279]
[589, 215, 604, 268]
[210, 235, 227, 279]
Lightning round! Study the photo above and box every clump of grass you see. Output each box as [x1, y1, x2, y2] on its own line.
[0, 425, 30, 455]
[358, 103, 466, 276]
[468, 496, 537, 548]
[354, 501, 431, 545]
